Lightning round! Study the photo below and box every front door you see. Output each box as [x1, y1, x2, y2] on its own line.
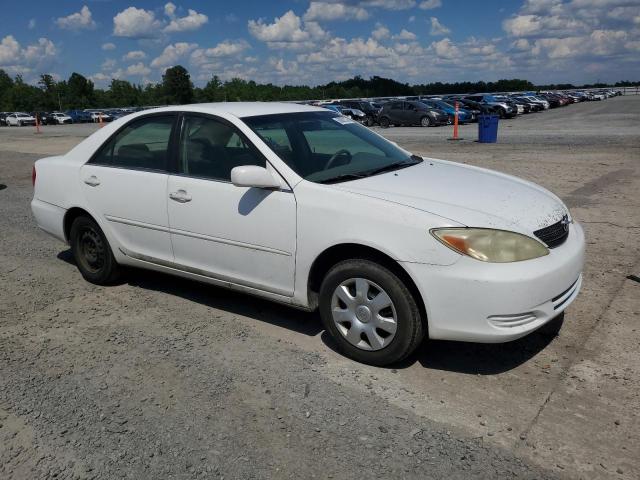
[167, 114, 297, 296]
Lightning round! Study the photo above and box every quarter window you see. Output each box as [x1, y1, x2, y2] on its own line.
[179, 115, 265, 181]
[92, 115, 174, 171]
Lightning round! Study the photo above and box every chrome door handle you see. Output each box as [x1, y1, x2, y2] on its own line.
[84, 175, 100, 187]
[169, 190, 192, 203]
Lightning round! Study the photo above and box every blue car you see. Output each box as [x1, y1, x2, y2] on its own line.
[418, 99, 474, 123]
[66, 110, 92, 123]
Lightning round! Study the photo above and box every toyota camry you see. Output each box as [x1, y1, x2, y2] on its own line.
[31, 102, 585, 365]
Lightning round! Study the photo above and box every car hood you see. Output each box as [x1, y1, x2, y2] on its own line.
[333, 159, 568, 234]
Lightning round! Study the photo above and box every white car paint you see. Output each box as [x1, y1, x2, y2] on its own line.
[6, 112, 36, 126]
[87, 111, 111, 122]
[31, 102, 585, 345]
[51, 112, 73, 124]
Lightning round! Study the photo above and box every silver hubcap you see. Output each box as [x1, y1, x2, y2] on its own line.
[331, 278, 397, 351]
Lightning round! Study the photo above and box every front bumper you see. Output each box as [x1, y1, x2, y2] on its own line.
[401, 222, 585, 343]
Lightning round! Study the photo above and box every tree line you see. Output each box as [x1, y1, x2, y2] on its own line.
[0, 65, 636, 112]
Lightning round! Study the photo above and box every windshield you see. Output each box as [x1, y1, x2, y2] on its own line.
[243, 111, 416, 184]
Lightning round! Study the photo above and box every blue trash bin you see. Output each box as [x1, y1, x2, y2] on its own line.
[478, 115, 499, 143]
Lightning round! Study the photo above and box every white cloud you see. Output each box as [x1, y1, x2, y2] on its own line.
[431, 37, 460, 58]
[298, 37, 396, 63]
[360, 0, 416, 9]
[164, 2, 177, 18]
[28, 19, 36, 30]
[393, 29, 417, 41]
[0, 35, 58, 76]
[191, 40, 251, 65]
[151, 42, 198, 68]
[163, 3, 208, 33]
[101, 58, 117, 71]
[419, 0, 442, 10]
[248, 11, 327, 50]
[429, 17, 450, 35]
[123, 50, 147, 62]
[113, 7, 163, 38]
[55, 6, 96, 31]
[102, 42, 116, 51]
[304, 2, 369, 21]
[125, 62, 151, 76]
[372, 24, 391, 40]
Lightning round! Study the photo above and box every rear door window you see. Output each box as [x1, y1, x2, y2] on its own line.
[91, 115, 175, 171]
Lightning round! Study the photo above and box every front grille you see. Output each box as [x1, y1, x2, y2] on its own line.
[534, 215, 570, 248]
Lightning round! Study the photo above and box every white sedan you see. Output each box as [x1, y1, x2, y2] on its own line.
[6, 112, 36, 126]
[31, 103, 585, 365]
[51, 112, 73, 124]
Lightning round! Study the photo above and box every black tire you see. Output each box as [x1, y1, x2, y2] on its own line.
[420, 116, 431, 127]
[319, 259, 425, 366]
[70, 215, 121, 285]
[379, 117, 390, 128]
[498, 108, 506, 119]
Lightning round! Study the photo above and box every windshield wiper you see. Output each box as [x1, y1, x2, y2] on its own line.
[317, 172, 367, 184]
[360, 155, 423, 177]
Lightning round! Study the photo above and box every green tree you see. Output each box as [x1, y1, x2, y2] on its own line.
[0, 69, 14, 110]
[108, 79, 142, 107]
[65, 72, 95, 109]
[162, 65, 193, 105]
[38, 74, 59, 110]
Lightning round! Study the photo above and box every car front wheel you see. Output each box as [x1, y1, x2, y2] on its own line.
[420, 116, 431, 127]
[379, 117, 390, 128]
[70, 215, 121, 285]
[319, 259, 425, 366]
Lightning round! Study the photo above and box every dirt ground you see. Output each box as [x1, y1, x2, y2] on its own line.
[1, 96, 638, 480]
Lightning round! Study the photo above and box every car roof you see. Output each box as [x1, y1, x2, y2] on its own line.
[142, 102, 325, 118]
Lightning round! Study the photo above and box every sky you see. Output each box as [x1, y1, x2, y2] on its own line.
[0, 0, 639, 88]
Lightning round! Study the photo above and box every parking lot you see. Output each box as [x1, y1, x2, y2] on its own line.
[1, 96, 639, 479]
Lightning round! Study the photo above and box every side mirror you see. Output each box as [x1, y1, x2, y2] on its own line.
[231, 165, 281, 189]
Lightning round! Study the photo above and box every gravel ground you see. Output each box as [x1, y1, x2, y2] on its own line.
[1, 96, 639, 479]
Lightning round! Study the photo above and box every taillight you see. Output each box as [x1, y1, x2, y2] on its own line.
[32, 165, 36, 187]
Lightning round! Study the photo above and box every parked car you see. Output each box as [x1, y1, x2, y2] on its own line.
[449, 98, 493, 116]
[50, 112, 73, 124]
[31, 112, 54, 125]
[338, 100, 381, 126]
[6, 112, 36, 126]
[86, 111, 113, 123]
[329, 105, 368, 123]
[419, 99, 475, 123]
[66, 110, 93, 123]
[31, 103, 585, 365]
[463, 95, 518, 118]
[378, 100, 449, 127]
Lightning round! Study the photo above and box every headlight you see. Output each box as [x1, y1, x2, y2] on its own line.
[431, 228, 549, 263]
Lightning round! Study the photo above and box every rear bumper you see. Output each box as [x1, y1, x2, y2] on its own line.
[31, 199, 67, 243]
[401, 222, 585, 343]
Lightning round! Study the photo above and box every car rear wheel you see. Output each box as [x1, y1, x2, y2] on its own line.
[420, 116, 431, 127]
[379, 117, 390, 128]
[319, 259, 425, 366]
[70, 215, 121, 285]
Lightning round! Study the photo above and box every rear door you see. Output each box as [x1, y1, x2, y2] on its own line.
[80, 113, 176, 263]
[387, 102, 403, 124]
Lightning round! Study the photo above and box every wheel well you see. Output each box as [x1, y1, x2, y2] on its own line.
[307, 244, 427, 323]
[63, 207, 92, 242]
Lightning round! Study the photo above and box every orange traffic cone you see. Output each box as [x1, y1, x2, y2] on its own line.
[448, 101, 463, 141]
